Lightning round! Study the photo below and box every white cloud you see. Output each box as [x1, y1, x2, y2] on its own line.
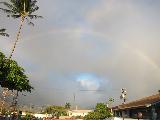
[77, 79, 100, 90]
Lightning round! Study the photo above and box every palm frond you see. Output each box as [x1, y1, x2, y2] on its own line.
[0, 29, 9, 37]
[29, 0, 37, 8]
[0, 33, 9, 37]
[1, 0, 42, 25]
[25, 17, 34, 26]
[0, 29, 6, 32]
[0, 2, 14, 10]
[0, 8, 14, 14]
[29, 6, 39, 13]
[11, 14, 21, 18]
[28, 14, 42, 19]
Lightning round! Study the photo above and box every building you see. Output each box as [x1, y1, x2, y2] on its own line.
[33, 113, 52, 118]
[113, 93, 160, 119]
[68, 109, 92, 117]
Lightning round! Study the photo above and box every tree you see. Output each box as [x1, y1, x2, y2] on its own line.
[108, 98, 114, 103]
[95, 103, 112, 119]
[65, 102, 71, 110]
[84, 103, 112, 120]
[107, 97, 114, 115]
[107, 97, 114, 108]
[44, 105, 67, 118]
[84, 111, 99, 120]
[0, 28, 9, 37]
[0, 51, 33, 92]
[0, 0, 42, 59]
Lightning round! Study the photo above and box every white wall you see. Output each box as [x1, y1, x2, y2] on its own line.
[112, 117, 149, 120]
[34, 114, 52, 118]
[68, 110, 92, 117]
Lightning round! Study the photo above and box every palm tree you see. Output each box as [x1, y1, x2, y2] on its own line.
[107, 97, 114, 114]
[0, 28, 9, 37]
[106, 98, 114, 108]
[0, 0, 42, 59]
[108, 97, 114, 103]
[65, 102, 71, 110]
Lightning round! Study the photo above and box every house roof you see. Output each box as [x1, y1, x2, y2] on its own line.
[114, 94, 160, 110]
[68, 110, 93, 113]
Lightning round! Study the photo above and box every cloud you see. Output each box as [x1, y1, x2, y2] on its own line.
[78, 79, 99, 90]
[76, 73, 100, 90]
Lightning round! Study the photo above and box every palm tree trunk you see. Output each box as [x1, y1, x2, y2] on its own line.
[9, 15, 25, 59]
[8, 16, 24, 112]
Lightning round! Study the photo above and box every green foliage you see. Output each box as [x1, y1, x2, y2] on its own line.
[65, 102, 71, 110]
[0, 51, 33, 92]
[1, 108, 7, 115]
[44, 105, 67, 118]
[75, 115, 83, 119]
[0, 108, 11, 115]
[25, 113, 31, 120]
[84, 103, 112, 120]
[84, 111, 99, 120]
[0, 52, 10, 82]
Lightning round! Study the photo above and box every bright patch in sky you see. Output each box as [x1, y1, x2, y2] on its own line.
[76, 73, 100, 90]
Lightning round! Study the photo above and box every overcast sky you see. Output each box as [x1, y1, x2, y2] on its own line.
[0, 0, 160, 108]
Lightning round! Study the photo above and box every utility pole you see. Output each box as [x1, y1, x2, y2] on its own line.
[120, 88, 127, 104]
[73, 93, 78, 110]
[73, 93, 75, 103]
[120, 88, 127, 120]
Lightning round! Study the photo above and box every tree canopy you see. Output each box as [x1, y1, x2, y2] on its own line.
[0, 0, 42, 23]
[44, 105, 67, 118]
[0, 51, 33, 92]
[84, 103, 112, 120]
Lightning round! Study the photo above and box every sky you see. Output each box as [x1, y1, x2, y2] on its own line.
[0, 0, 160, 108]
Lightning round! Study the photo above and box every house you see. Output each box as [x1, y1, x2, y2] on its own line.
[113, 93, 160, 119]
[33, 113, 52, 118]
[68, 109, 92, 117]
